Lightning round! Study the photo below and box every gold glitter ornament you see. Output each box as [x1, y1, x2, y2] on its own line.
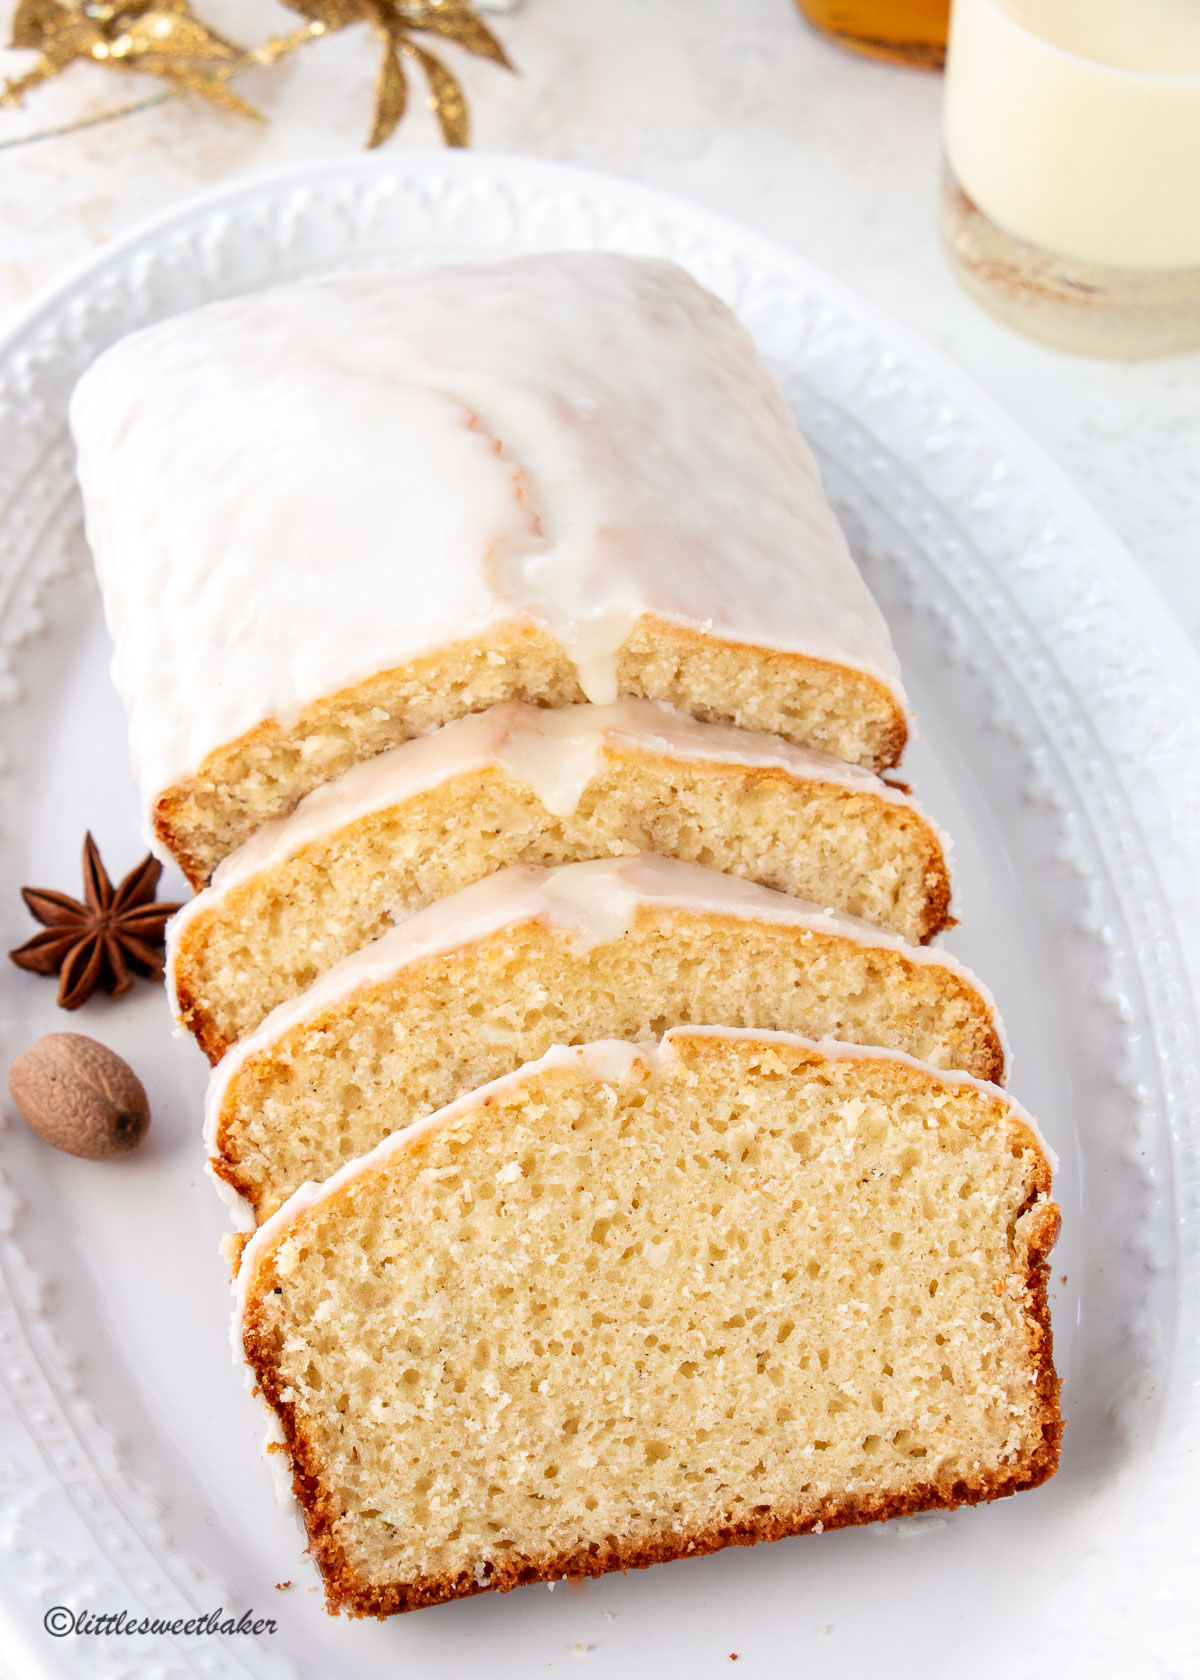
[3, 0, 260, 118]
[281, 0, 511, 147]
[1, 0, 511, 150]
[368, 35, 407, 147]
[402, 38, 466, 145]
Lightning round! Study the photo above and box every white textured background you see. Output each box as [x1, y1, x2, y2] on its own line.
[2, 0, 1199, 647]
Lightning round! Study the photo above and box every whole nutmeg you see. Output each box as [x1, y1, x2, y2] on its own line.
[8, 1033, 149, 1160]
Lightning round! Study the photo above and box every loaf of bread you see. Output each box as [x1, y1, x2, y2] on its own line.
[73, 245, 1060, 1619]
[71, 254, 908, 884]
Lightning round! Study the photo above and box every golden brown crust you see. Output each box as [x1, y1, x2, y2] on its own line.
[917, 841, 954, 945]
[245, 1289, 1060, 1621]
[210, 1148, 253, 1204]
[1015, 1193, 1064, 1486]
[331, 1461, 1056, 1617]
[171, 955, 226, 1067]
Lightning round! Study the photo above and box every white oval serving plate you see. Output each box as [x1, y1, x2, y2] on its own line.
[0, 152, 1196, 1680]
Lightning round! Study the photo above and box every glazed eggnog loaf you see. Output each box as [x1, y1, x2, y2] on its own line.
[207, 854, 1002, 1222]
[239, 1028, 1061, 1616]
[71, 253, 909, 884]
[169, 700, 951, 1061]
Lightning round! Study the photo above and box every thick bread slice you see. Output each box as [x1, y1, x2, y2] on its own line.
[239, 1028, 1061, 1616]
[209, 855, 1002, 1224]
[152, 620, 907, 888]
[170, 700, 952, 1060]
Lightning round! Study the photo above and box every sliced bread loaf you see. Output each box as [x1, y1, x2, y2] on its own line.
[210, 855, 1000, 1223]
[170, 700, 952, 1061]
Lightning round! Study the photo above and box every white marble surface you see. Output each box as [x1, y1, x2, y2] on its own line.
[2, 0, 1198, 648]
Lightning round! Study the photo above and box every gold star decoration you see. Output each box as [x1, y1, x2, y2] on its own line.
[1, 0, 512, 149]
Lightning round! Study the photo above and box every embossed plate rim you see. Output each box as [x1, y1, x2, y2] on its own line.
[0, 151, 1197, 1680]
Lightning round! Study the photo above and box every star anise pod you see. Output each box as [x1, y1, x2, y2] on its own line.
[9, 832, 183, 1011]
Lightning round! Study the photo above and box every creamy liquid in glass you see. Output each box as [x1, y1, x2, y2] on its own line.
[944, 0, 1200, 269]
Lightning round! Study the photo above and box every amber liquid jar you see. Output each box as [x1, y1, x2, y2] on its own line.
[795, 1, 950, 68]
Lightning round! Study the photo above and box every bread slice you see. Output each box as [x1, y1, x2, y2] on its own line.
[169, 700, 952, 1060]
[238, 1028, 1061, 1617]
[209, 855, 1002, 1224]
[71, 254, 908, 885]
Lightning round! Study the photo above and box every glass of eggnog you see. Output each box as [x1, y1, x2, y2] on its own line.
[941, 0, 1200, 357]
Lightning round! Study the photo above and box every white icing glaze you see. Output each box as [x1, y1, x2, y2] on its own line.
[208, 1154, 258, 1234]
[234, 1026, 1055, 1325]
[167, 697, 943, 989]
[233, 1041, 654, 1321]
[227, 1269, 311, 1528]
[210, 697, 905, 890]
[204, 852, 1003, 1160]
[69, 253, 906, 815]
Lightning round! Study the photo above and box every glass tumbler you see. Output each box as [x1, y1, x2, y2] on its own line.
[941, 0, 1200, 357]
